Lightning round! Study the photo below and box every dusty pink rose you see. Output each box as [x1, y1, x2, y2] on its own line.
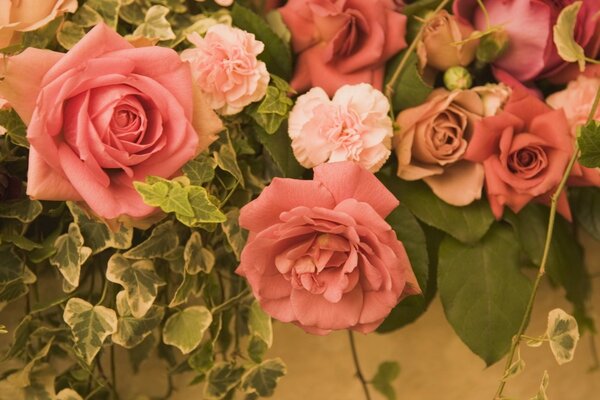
[454, 0, 600, 82]
[0, 0, 77, 49]
[236, 162, 420, 335]
[464, 87, 574, 219]
[279, 0, 408, 95]
[181, 24, 270, 115]
[547, 75, 600, 186]
[288, 84, 393, 172]
[418, 10, 478, 72]
[0, 23, 223, 219]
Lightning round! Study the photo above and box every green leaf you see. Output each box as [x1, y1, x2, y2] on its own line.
[204, 362, 245, 400]
[134, 179, 170, 207]
[438, 224, 532, 365]
[169, 272, 203, 308]
[570, 187, 600, 240]
[0, 109, 28, 148]
[0, 247, 33, 310]
[106, 254, 166, 319]
[266, 10, 291, 43]
[384, 51, 434, 112]
[553, 1, 586, 71]
[2, 315, 35, 361]
[241, 358, 286, 397]
[184, 232, 215, 274]
[247, 335, 268, 364]
[502, 358, 526, 381]
[119, 0, 147, 25]
[49, 223, 92, 290]
[123, 220, 179, 259]
[183, 155, 217, 186]
[248, 78, 294, 134]
[221, 209, 247, 261]
[231, 4, 292, 80]
[179, 186, 228, 226]
[112, 291, 165, 349]
[67, 202, 132, 254]
[72, 4, 103, 27]
[132, 5, 176, 41]
[214, 141, 245, 187]
[63, 298, 117, 365]
[370, 361, 400, 400]
[56, 21, 85, 50]
[253, 122, 305, 178]
[163, 306, 212, 354]
[379, 177, 494, 243]
[0, 198, 43, 223]
[248, 301, 273, 348]
[547, 308, 579, 365]
[578, 120, 600, 167]
[189, 341, 214, 373]
[86, 0, 121, 28]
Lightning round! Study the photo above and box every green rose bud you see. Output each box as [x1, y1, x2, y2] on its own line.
[476, 29, 509, 64]
[444, 66, 473, 90]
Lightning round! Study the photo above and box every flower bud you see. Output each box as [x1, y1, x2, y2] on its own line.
[444, 66, 473, 90]
[476, 29, 509, 64]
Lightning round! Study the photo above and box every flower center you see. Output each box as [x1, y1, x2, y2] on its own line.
[508, 145, 548, 179]
[326, 108, 364, 160]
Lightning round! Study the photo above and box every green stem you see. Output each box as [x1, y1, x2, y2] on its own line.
[210, 288, 251, 314]
[348, 331, 372, 400]
[96, 276, 109, 306]
[494, 87, 600, 399]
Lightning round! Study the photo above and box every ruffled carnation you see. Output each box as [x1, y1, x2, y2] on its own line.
[181, 24, 270, 115]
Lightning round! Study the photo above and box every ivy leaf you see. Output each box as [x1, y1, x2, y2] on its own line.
[86, 0, 121, 28]
[214, 141, 245, 187]
[248, 302, 272, 348]
[123, 220, 179, 259]
[502, 358, 526, 381]
[384, 50, 434, 112]
[221, 209, 247, 261]
[553, 1, 586, 71]
[253, 122, 305, 178]
[184, 232, 215, 274]
[112, 291, 165, 349]
[56, 388, 84, 400]
[231, 4, 292, 80]
[188, 341, 215, 374]
[204, 362, 245, 400]
[119, 0, 147, 25]
[380, 177, 494, 243]
[0, 109, 28, 148]
[438, 224, 532, 365]
[547, 308, 580, 365]
[370, 361, 400, 400]
[247, 335, 268, 364]
[63, 298, 117, 365]
[163, 306, 212, 354]
[128, 333, 156, 374]
[56, 21, 85, 50]
[183, 155, 217, 186]
[67, 202, 132, 254]
[570, 187, 600, 240]
[132, 5, 176, 41]
[0, 198, 43, 223]
[49, 223, 92, 290]
[72, 5, 103, 27]
[529, 371, 550, 400]
[2, 315, 35, 361]
[248, 78, 294, 134]
[169, 272, 203, 308]
[578, 120, 600, 167]
[241, 358, 286, 397]
[106, 254, 166, 319]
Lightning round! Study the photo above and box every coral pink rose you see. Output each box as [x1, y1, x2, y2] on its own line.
[454, 0, 600, 82]
[547, 75, 600, 186]
[279, 0, 408, 95]
[236, 162, 420, 335]
[0, 23, 223, 219]
[464, 87, 574, 219]
[0, 0, 77, 49]
[288, 83, 393, 172]
[181, 24, 270, 115]
[394, 89, 486, 206]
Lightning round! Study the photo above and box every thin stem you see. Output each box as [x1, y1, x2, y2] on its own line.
[494, 87, 600, 399]
[210, 288, 251, 314]
[96, 277, 109, 306]
[110, 345, 118, 399]
[347, 330, 372, 400]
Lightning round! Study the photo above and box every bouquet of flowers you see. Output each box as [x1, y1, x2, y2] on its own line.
[0, 0, 598, 399]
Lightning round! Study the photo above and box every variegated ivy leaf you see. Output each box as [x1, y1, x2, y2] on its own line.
[248, 76, 294, 134]
[241, 358, 287, 398]
[112, 291, 165, 349]
[0, 198, 42, 223]
[106, 254, 165, 318]
[188, 341, 214, 374]
[182, 155, 217, 186]
[56, 21, 85, 50]
[547, 308, 579, 365]
[162, 306, 212, 354]
[86, 0, 121, 28]
[221, 209, 247, 261]
[0, 108, 28, 148]
[184, 232, 215, 274]
[132, 5, 176, 41]
[578, 120, 600, 168]
[529, 371, 549, 400]
[68, 202, 133, 254]
[72, 4, 103, 27]
[204, 362, 245, 400]
[56, 388, 84, 400]
[502, 359, 525, 381]
[169, 272, 203, 308]
[214, 138, 245, 187]
[0, 363, 56, 400]
[553, 1, 586, 70]
[63, 298, 117, 365]
[49, 223, 92, 290]
[248, 301, 273, 348]
[123, 220, 178, 259]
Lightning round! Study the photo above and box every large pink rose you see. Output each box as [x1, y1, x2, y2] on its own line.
[454, 0, 600, 82]
[464, 88, 574, 219]
[279, 0, 407, 95]
[0, 23, 223, 219]
[236, 162, 420, 335]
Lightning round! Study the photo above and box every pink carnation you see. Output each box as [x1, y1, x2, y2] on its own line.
[288, 84, 393, 172]
[181, 24, 270, 115]
[236, 162, 420, 335]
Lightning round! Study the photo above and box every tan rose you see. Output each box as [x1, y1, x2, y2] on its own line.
[394, 89, 485, 206]
[418, 10, 478, 71]
[0, 0, 77, 49]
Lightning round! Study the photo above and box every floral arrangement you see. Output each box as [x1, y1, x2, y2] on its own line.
[0, 0, 599, 399]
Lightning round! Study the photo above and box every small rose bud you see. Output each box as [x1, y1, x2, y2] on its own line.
[444, 66, 473, 90]
[476, 29, 509, 64]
